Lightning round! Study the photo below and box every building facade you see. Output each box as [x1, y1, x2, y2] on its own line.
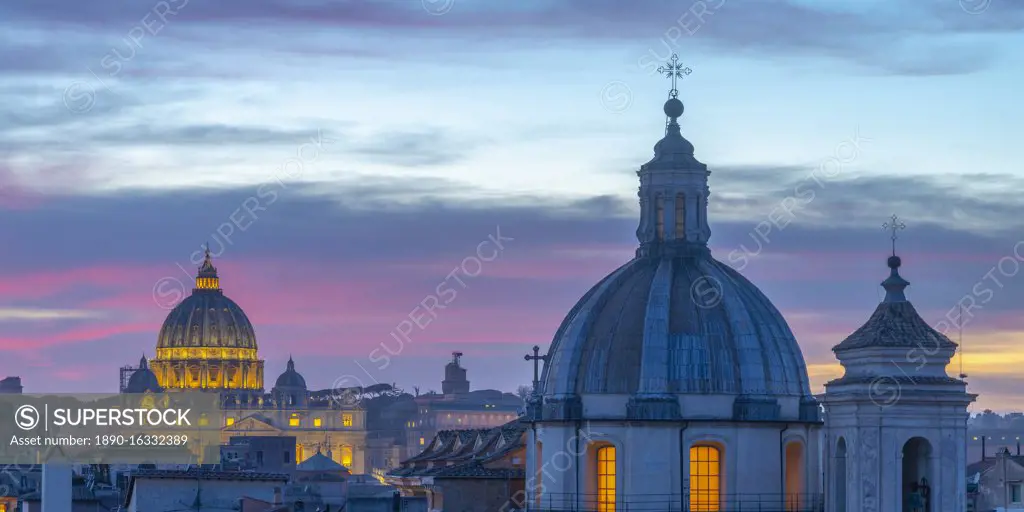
[403, 353, 522, 459]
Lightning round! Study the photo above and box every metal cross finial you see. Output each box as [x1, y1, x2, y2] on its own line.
[883, 214, 906, 256]
[524, 345, 549, 393]
[657, 54, 692, 99]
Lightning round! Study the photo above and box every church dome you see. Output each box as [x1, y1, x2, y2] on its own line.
[156, 249, 258, 351]
[538, 91, 816, 422]
[126, 356, 163, 393]
[274, 357, 307, 389]
[543, 253, 811, 398]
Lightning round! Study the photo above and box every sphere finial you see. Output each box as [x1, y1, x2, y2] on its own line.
[664, 98, 684, 120]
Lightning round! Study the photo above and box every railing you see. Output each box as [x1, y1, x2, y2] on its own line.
[527, 493, 825, 512]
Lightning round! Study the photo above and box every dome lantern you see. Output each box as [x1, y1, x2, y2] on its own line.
[195, 244, 220, 291]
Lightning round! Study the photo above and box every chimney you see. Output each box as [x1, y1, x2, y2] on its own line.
[273, 486, 283, 505]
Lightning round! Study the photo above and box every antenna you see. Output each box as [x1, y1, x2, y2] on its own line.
[959, 303, 968, 379]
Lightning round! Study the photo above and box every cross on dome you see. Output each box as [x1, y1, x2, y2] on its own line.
[883, 214, 906, 257]
[657, 54, 692, 99]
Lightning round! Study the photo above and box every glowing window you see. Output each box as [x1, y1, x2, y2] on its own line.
[289, 414, 299, 427]
[342, 414, 353, 427]
[419, 437, 425, 446]
[296, 444, 304, 463]
[596, 445, 616, 512]
[690, 445, 721, 512]
[314, 417, 322, 427]
[341, 445, 353, 467]
[225, 417, 235, 427]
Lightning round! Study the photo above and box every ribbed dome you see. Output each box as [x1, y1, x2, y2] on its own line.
[156, 249, 258, 350]
[274, 357, 306, 389]
[126, 356, 162, 393]
[157, 291, 258, 349]
[542, 252, 812, 399]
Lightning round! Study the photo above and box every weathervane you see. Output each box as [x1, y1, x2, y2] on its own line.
[657, 54, 692, 99]
[882, 214, 906, 256]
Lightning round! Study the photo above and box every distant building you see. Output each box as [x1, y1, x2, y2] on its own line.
[387, 419, 526, 511]
[221, 436, 298, 474]
[0, 376, 22, 394]
[119, 248, 368, 471]
[967, 448, 1024, 511]
[403, 352, 522, 459]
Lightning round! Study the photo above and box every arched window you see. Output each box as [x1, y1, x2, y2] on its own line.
[835, 437, 847, 512]
[785, 441, 805, 511]
[596, 445, 616, 512]
[675, 193, 685, 239]
[690, 445, 721, 512]
[341, 445, 354, 468]
[655, 196, 665, 240]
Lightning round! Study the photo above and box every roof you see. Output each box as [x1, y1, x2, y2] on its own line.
[541, 253, 813, 416]
[274, 357, 307, 389]
[967, 454, 1024, 477]
[157, 252, 258, 351]
[389, 419, 527, 481]
[130, 468, 289, 482]
[296, 450, 345, 471]
[125, 468, 290, 506]
[833, 257, 957, 352]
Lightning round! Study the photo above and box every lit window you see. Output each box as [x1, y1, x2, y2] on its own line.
[341, 445, 353, 467]
[314, 417, 322, 427]
[296, 444, 304, 462]
[289, 414, 300, 427]
[690, 445, 721, 512]
[225, 417, 235, 427]
[596, 446, 616, 512]
[342, 414, 353, 427]
[420, 437, 425, 446]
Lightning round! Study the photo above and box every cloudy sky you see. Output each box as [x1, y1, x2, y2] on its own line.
[1, 0, 1022, 411]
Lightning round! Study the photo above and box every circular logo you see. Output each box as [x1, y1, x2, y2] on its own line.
[62, 81, 96, 114]
[868, 375, 902, 407]
[599, 81, 633, 113]
[330, 374, 364, 409]
[14, 405, 39, 430]
[959, 0, 991, 14]
[152, 276, 186, 310]
[422, 0, 455, 15]
[690, 275, 724, 309]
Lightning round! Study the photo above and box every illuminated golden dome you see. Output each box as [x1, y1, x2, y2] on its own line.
[151, 247, 265, 391]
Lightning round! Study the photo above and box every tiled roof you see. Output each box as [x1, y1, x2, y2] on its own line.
[833, 294, 957, 352]
[427, 462, 525, 479]
[131, 468, 290, 482]
[389, 419, 527, 480]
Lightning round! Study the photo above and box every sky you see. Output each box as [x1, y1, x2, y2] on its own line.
[1, 0, 1023, 411]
